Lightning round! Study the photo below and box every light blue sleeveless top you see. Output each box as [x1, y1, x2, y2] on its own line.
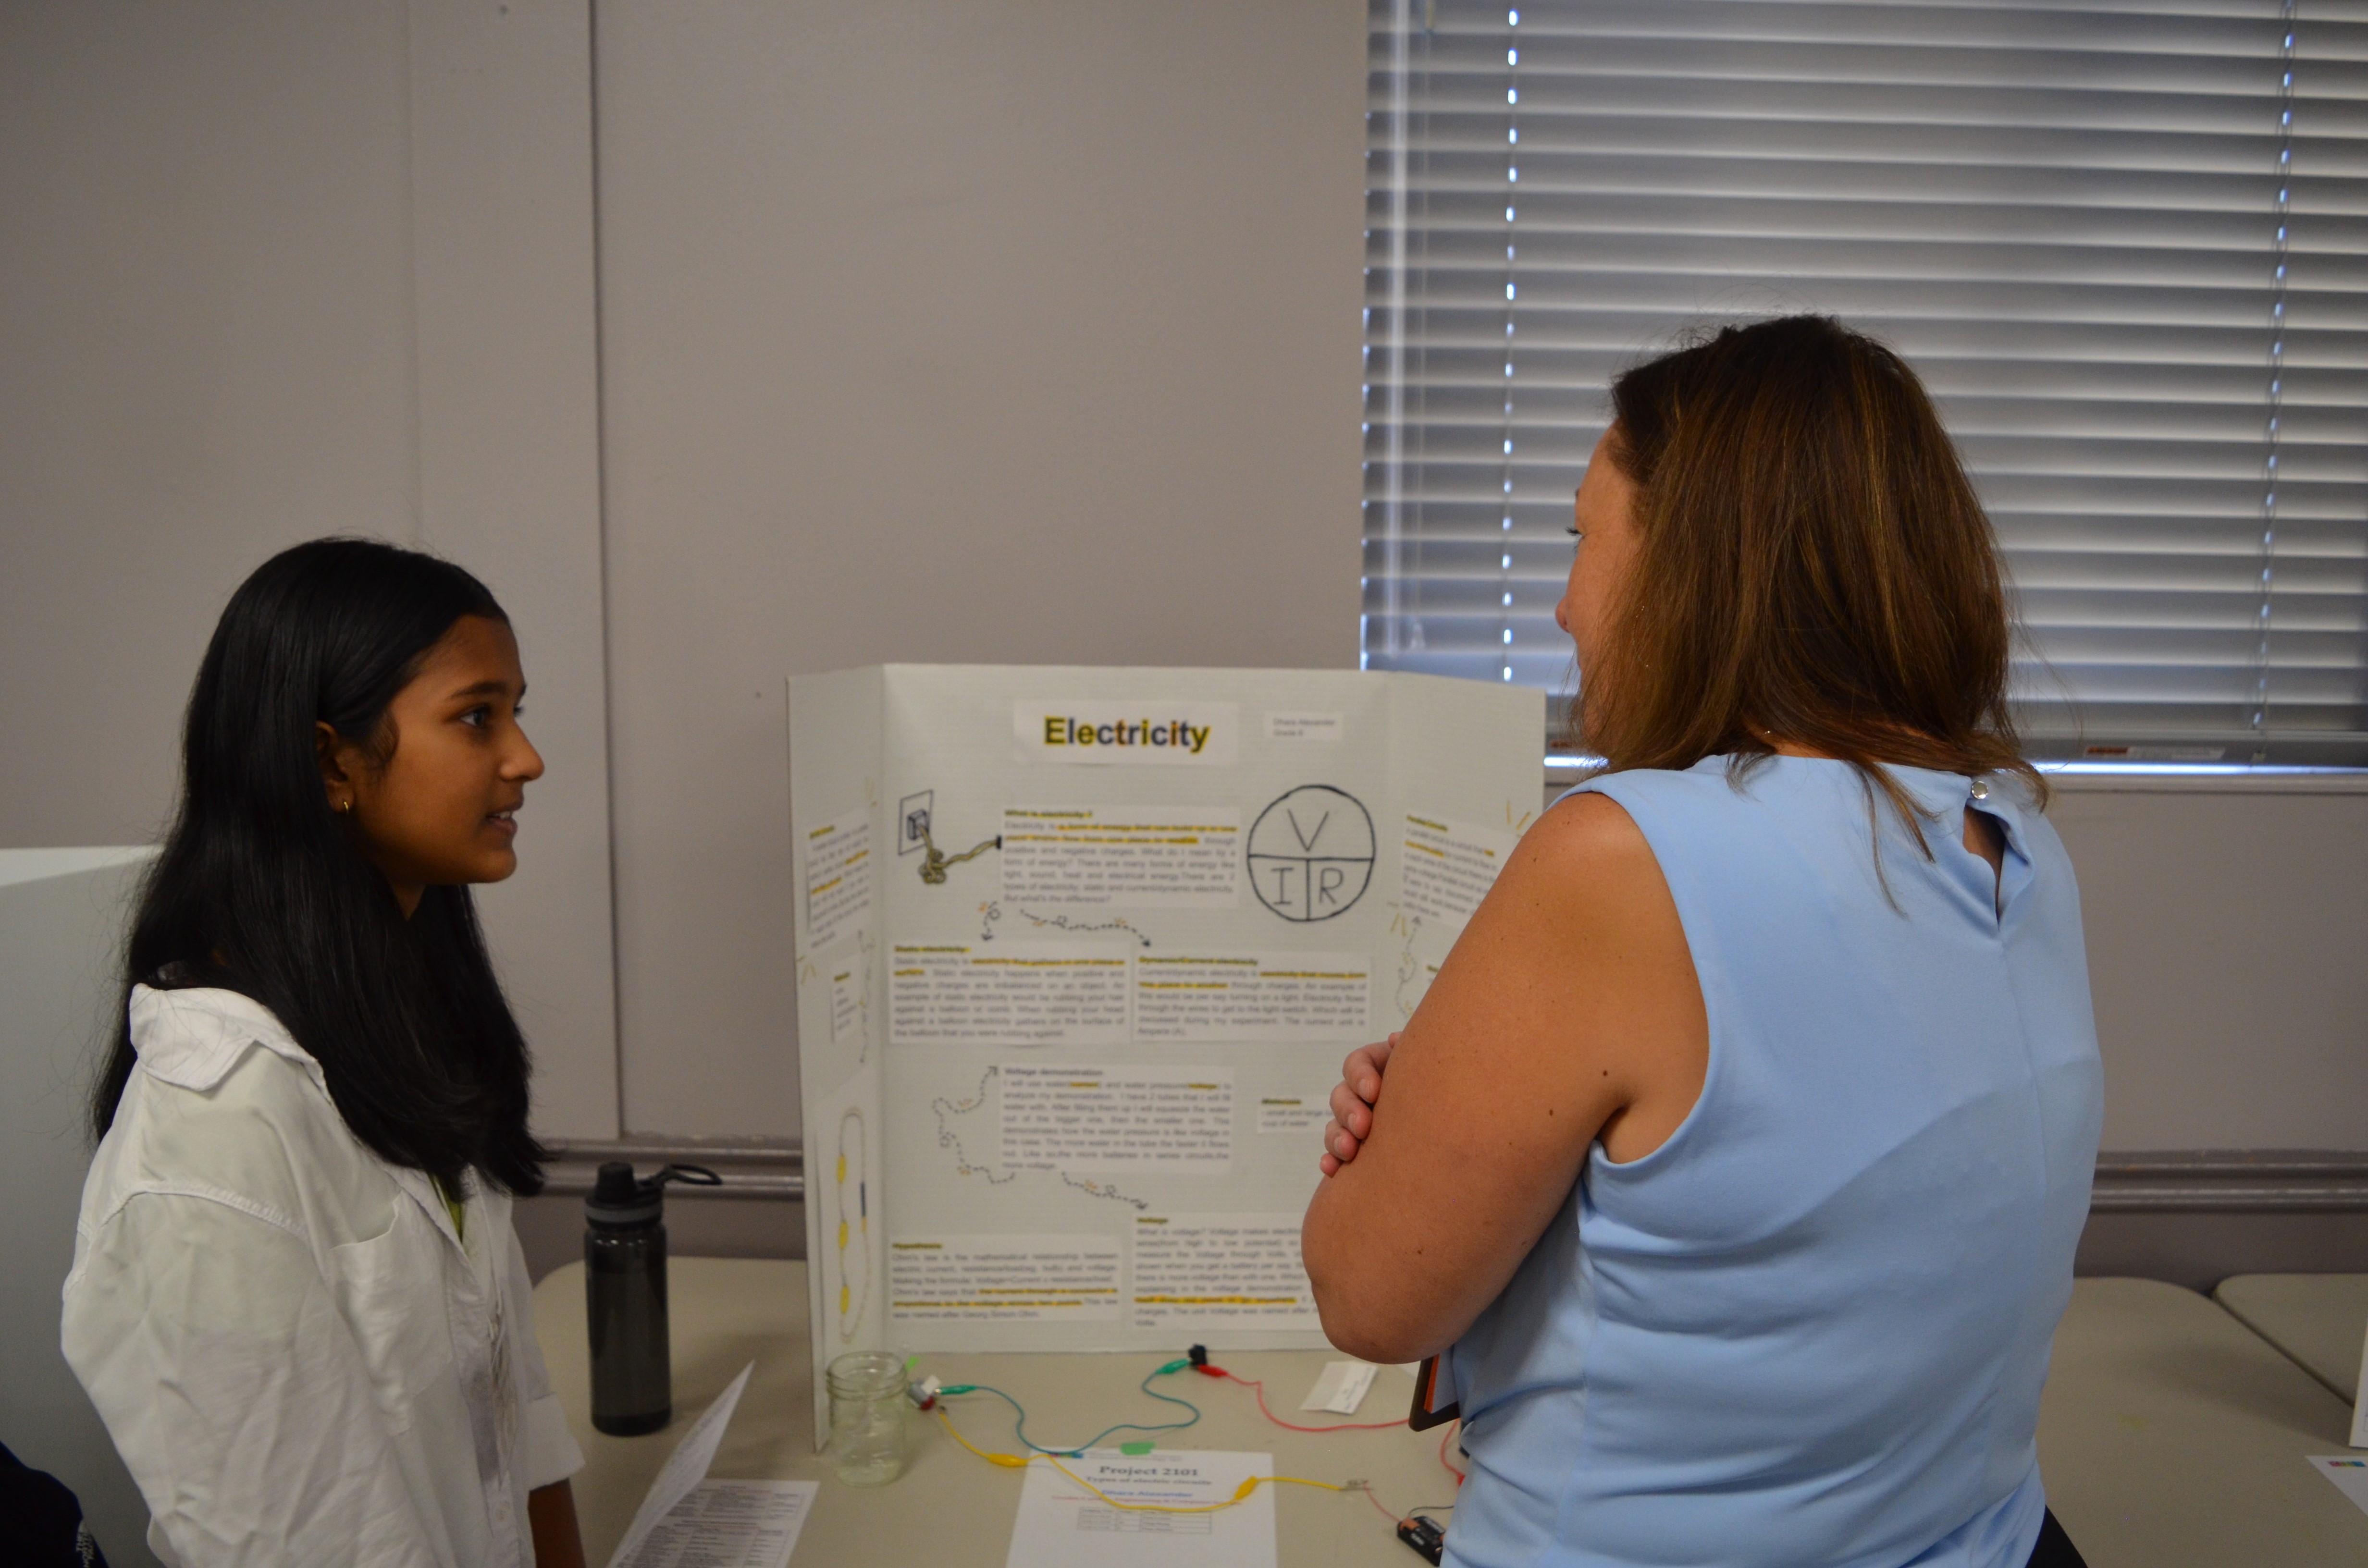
[1441, 757, 2103, 1568]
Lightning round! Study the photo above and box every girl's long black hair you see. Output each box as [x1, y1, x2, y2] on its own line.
[92, 537, 546, 1194]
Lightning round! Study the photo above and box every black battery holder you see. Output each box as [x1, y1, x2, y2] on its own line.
[1396, 1514, 1447, 1564]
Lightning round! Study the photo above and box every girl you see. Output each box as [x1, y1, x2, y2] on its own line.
[1306, 318, 2101, 1568]
[64, 539, 587, 1567]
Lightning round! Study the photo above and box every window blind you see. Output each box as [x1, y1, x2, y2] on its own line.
[1361, 0, 2368, 764]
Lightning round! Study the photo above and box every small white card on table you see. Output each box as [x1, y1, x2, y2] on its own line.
[1299, 1360, 1379, 1414]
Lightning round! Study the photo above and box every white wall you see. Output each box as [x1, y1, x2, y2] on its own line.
[407, 0, 619, 1139]
[0, 0, 419, 836]
[0, 0, 618, 1139]
[589, 0, 1369, 1135]
[2, 0, 2362, 1156]
[2050, 781, 2368, 1151]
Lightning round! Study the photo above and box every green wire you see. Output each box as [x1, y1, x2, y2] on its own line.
[940, 1363, 1203, 1456]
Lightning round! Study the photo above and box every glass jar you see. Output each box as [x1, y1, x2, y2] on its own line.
[825, 1351, 909, 1486]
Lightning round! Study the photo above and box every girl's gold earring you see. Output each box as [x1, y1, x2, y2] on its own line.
[336, 798, 352, 814]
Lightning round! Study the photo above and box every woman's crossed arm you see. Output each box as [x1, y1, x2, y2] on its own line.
[1300, 793, 1706, 1364]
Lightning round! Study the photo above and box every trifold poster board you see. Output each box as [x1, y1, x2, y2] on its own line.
[789, 665, 1541, 1444]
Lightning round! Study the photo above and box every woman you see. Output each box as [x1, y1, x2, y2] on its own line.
[1304, 317, 2102, 1568]
[64, 539, 587, 1567]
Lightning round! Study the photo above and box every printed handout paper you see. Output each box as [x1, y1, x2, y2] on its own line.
[605, 1363, 755, 1568]
[1003, 1451, 1279, 1568]
[616, 1481, 818, 1568]
[2312, 1455, 2368, 1518]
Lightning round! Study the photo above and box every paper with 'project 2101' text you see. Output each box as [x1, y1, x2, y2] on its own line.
[1003, 1450, 1278, 1568]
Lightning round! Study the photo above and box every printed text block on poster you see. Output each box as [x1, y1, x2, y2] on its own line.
[889, 945, 1130, 1045]
[999, 1064, 1233, 1172]
[1133, 954, 1369, 1041]
[1401, 813, 1518, 928]
[1000, 806, 1240, 907]
[1130, 1213, 1315, 1330]
[889, 1235, 1123, 1323]
[803, 810, 873, 954]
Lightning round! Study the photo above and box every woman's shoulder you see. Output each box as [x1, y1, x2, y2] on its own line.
[1539, 761, 1752, 862]
[1530, 784, 1655, 851]
[1575, 753, 2000, 839]
[1558, 756, 1774, 819]
[1504, 788, 1674, 926]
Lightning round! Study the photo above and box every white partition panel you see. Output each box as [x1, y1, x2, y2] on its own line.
[0, 849, 160, 1568]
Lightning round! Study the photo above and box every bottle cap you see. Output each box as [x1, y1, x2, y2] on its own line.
[586, 1161, 724, 1227]
[587, 1161, 661, 1226]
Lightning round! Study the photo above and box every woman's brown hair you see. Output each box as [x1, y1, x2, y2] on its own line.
[1580, 314, 2044, 837]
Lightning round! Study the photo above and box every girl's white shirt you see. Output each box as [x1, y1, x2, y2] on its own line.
[62, 984, 585, 1568]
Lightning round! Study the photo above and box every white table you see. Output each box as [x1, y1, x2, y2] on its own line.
[534, 1258, 1457, 1567]
[2037, 1277, 2368, 1566]
[534, 1262, 2368, 1567]
[2216, 1274, 2368, 1403]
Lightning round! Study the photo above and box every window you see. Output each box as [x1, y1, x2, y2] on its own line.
[1361, 0, 2368, 765]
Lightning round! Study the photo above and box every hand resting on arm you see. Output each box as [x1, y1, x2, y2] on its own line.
[1300, 792, 1708, 1366]
[1319, 1033, 1396, 1177]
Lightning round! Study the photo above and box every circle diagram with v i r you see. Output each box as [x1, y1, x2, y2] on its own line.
[1247, 785, 1376, 922]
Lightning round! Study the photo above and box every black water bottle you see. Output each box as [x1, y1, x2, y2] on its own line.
[586, 1162, 720, 1435]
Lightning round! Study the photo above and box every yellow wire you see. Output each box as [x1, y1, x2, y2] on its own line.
[933, 1405, 1032, 1469]
[930, 1406, 1356, 1514]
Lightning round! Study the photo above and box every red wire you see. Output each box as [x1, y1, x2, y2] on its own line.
[942, 1353, 1435, 1537]
[1439, 1421, 1466, 1485]
[1361, 1480, 1408, 1526]
[1189, 1360, 1434, 1533]
[1206, 1366, 1410, 1433]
